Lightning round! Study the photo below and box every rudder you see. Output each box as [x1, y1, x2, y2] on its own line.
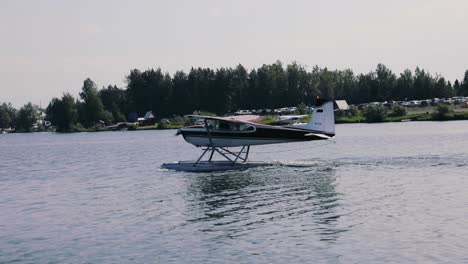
[302, 101, 335, 135]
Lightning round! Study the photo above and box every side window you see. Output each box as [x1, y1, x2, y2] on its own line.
[204, 120, 216, 130]
[239, 124, 255, 132]
[218, 121, 231, 130]
[205, 120, 255, 132]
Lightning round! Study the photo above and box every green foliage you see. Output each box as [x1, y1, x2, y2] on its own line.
[16, 103, 38, 131]
[349, 106, 360, 116]
[257, 116, 278, 125]
[169, 115, 186, 126]
[437, 105, 450, 115]
[364, 105, 387, 123]
[0, 102, 16, 128]
[452, 111, 468, 120]
[100, 110, 114, 125]
[300, 115, 311, 123]
[7, 63, 468, 132]
[99, 85, 127, 122]
[152, 116, 188, 129]
[389, 105, 407, 117]
[296, 103, 309, 114]
[335, 110, 346, 117]
[157, 119, 169, 129]
[136, 125, 157, 130]
[79, 78, 106, 127]
[192, 110, 216, 116]
[46, 93, 78, 132]
[375, 64, 397, 101]
[122, 63, 463, 119]
[459, 70, 468, 96]
[335, 115, 365, 123]
[126, 68, 172, 117]
[0, 110, 11, 128]
[432, 105, 451, 120]
[91, 124, 106, 131]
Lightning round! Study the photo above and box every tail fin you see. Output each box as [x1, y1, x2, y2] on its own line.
[301, 101, 335, 135]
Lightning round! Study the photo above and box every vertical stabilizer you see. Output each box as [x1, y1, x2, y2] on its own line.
[299, 101, 335, 135]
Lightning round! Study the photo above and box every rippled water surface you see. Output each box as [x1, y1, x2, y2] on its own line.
[1, 121, 468, 263]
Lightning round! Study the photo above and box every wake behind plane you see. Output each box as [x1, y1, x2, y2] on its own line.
[162, 100, 336, 172]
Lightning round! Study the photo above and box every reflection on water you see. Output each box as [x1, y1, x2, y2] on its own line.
[186, 164, 347, 243]
[2, 122, 468, 263]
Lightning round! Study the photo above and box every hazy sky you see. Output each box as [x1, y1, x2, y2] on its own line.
[1, 0, 467, 107]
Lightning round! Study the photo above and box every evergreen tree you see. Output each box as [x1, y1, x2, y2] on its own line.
[0, 103, 16, 128]
[269, 61, 288, 108]
[336, 69, 357, 103]
[356, 72, 376, 103]
[99, 85, 127, 122]
[394, 69, 413, 101]
[317, 68, 337, 100]
[16, 62, 468, 124]
[454, 79, 461, 95]
[170, 71, 192, 115]
[212, 68, 232, 114]
[46, 93, 78, 132]
[126, 69, 148, 115]
[229, 64, 249, 111]
[16, 102, 38, 131]
[460, 70, 468, 96]
[433, 76, 453, 98]
[375, 63, 396, 101]
[0, 109, 11, 128]
[413, 67, 433, 99]
[286, 62, 308, 106]
[79, 78, 106, 127]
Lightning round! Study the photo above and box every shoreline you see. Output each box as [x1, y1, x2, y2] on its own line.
[4, 112, 468, 134]
[336, 110, 468, 124]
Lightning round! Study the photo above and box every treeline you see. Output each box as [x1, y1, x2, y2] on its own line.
[46, 79, 121, 132]
[2, 62, 468, 132]
[123, 62, 468, 118]
[0, 102, 39, 132]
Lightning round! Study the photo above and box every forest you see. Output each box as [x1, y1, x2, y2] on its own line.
[2, 62, 468, 132]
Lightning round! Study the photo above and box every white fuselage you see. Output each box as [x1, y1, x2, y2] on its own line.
[183, 135, 293, 147]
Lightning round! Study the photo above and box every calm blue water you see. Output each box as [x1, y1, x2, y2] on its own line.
[1, 121, 468, 263]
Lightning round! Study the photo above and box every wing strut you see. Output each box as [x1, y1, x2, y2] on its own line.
[193, 146, 251, 167]
[189, 118, 252, 167]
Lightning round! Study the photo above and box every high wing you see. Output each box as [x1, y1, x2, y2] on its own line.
[186, 114, 221, 120]
[163, 101, 336, 171]
[186, 115, 260, 124]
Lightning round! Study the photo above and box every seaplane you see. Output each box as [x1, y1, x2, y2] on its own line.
[161, 99, 336, 172]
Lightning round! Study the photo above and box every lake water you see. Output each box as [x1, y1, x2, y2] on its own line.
[1, 121, 467, 263]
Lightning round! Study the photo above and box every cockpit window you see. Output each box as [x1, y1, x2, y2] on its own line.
[204, 120, 255, 133]
[239, 124, 255, 131]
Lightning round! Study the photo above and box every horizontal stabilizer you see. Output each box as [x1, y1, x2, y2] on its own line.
[304, 133, 333, 139]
